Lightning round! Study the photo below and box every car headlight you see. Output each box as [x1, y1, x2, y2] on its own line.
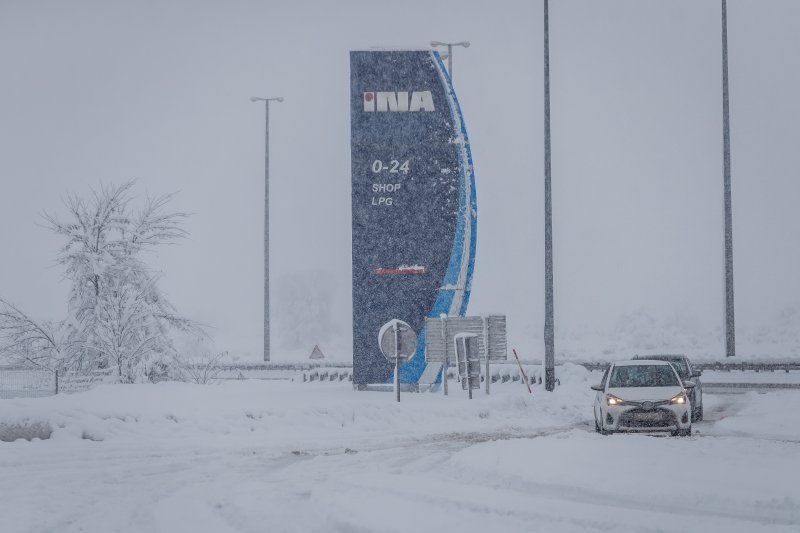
[606, 394, 625, 406]
[670, 393, 687, 405]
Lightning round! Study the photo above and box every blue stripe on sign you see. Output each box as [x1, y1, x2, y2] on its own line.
[390, 50, 477, 385]
[434, 50, 476, 316]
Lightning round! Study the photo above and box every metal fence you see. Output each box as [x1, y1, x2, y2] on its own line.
[0, 368, 57, 399]
[0, 367, 112, 400]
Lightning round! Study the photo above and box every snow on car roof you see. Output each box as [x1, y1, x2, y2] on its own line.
[613, 360, 672, 367]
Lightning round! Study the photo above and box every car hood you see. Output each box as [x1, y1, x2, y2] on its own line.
[607, 386, 683, 402]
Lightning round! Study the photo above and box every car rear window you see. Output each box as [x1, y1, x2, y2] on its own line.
[661, 358, 688, 377]
[609, 365, 680, 388]
[637, 356, 689, 378]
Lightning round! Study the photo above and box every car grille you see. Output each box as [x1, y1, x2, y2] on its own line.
[619, 408, 677, 429]
[623, 399, 670, 408]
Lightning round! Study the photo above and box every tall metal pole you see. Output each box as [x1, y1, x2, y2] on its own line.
[264, 102, 270, 363]
[543, 0, 556, 390]
[250, 96, 283, 362]
[441, 315, 449, 396]
[484, 316, 490, 395]
[722, 0, 736, 357]
[447, 43, 453, 80]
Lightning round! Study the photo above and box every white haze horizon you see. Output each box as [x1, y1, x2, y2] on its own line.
[1, 0, 799, 362]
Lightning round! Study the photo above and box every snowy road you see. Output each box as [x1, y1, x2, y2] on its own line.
[2, 369, 799, 532]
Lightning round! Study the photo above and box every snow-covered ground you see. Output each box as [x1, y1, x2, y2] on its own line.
[2, 364, 799, 532]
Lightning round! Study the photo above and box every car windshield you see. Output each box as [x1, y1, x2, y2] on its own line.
[609, 365, 680, 388]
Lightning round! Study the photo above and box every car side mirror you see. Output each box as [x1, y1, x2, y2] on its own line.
[590, 384, 604, 391]
[692, 370, 702, 377]
[683, 381, 696, 389]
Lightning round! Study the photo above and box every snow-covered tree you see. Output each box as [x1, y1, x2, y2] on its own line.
[0, 181, 197, 382]
[87, 270, 196, 382]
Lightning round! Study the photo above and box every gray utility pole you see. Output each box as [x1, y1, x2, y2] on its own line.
[721, 1, 736, 357]
[250, 96, 284, 362]
[543, 0, 556, 390]
[430, 41, 470, 80]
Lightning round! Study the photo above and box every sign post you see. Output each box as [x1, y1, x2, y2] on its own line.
[483, 316, 490, 395]
[454, 333, 481, 399]
[378, 320, 417, 402]
[440, 314, 449, 396]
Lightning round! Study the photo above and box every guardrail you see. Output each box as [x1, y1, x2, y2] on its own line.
[218, 360, 800, 373]
[695, 362, 800, 372]
[703, 382, 800, 390]
[5, 359, 799, 399]
[561, 361, 800, 372]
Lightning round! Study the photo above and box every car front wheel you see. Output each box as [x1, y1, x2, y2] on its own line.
[695, 405, 703, 422]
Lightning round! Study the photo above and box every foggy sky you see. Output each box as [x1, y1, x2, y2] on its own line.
[1, 0, 798, 360]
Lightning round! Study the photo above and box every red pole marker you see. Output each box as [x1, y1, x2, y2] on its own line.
[512, 349, 533, 394]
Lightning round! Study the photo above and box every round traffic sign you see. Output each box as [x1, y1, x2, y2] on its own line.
[378, 319, 417, 363]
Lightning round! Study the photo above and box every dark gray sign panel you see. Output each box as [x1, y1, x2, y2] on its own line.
[350, 50, 477, 386]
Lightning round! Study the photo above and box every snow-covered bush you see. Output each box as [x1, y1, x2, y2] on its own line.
[170, 336, 226, 384]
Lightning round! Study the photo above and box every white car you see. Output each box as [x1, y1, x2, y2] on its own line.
[592, 360, 694, 436]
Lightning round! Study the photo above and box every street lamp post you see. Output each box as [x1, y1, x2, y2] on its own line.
[430, 40, 470, 81]
[250, 96, 284, 362]
[721, 0, 736, 357]
[543, 0, 555, 391]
